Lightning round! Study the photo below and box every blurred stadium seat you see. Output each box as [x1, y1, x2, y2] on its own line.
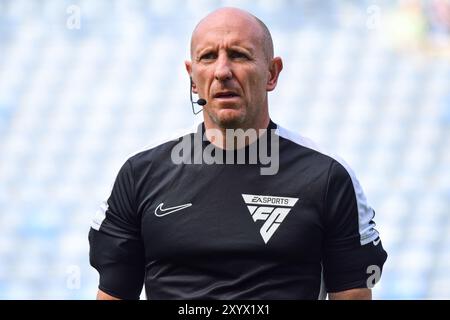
[0, 0, 448, 299]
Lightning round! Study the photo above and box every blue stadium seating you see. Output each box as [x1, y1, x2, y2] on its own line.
[0, 0, 448, 299]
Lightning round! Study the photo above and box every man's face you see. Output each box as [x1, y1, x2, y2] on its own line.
[186, 14, 275, 129]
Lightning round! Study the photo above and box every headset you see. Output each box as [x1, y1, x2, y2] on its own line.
[190, 77, 207, 114]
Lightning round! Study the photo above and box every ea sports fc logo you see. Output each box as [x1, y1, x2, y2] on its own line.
[242, 194, 299, 244]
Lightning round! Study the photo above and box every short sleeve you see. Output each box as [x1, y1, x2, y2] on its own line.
[89, 160, 145, 299]
[322, 160, 387, 293]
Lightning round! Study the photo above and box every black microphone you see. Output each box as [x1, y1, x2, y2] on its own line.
[196, 98, 207, 106]
[190, 78, 207, 114]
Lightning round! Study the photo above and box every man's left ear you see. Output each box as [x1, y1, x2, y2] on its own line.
[185, 60, 198, 93]
[266, 57, 283, 92]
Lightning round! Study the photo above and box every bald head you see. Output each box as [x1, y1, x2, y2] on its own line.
[190, 7, 274, 62]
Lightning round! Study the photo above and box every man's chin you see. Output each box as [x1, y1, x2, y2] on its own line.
[211, 108, 246, 129]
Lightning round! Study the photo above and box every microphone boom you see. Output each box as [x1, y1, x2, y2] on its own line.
[190, 78, 207, 114]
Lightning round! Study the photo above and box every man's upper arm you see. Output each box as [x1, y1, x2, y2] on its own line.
[322, 160, 387, 294]
[328, 288, 372, 300]
[89, 160, 145, 300]
[97, 289, 121, 300]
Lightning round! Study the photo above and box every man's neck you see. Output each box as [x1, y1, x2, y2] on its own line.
[203, 115, 271, 150]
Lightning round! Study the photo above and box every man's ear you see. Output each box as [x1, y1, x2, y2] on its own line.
[266, 57, 283, 92]
[185, 60, 198, 94]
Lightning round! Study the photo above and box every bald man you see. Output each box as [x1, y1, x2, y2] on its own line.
[186, 8, 280, 135]
[89, 8, 387, 300]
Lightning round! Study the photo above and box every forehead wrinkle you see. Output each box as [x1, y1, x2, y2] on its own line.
[195, 32, 257, 52]
[192, 27, 265, 60]
[190, 9, 271, 60]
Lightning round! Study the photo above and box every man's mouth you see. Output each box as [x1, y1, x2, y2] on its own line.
[214, 91, 240, 99]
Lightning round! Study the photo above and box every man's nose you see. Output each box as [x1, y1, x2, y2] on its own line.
[214, 55, 232, 81]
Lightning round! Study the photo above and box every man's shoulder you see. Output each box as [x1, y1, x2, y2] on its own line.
[276, 124, 354, 175]
[126, 123, 200, 167]
[277, 125, 333, 160]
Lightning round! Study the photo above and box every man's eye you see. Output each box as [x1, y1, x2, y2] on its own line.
[230, 51, 249, 59]
[200, 52, 216, 60]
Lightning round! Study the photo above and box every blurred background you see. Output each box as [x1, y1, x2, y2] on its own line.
[0, 0, 449, 299]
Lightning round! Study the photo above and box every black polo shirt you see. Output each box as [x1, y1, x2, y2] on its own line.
[89, 120, 387, 299]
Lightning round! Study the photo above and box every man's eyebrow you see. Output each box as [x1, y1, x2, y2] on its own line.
[192, 41, 258, 62]
[228, 46, 254, 55]
[195, 44, 254, 55]
[195, 47, 214, 59]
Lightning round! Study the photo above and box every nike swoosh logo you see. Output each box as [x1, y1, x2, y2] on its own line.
[373, 238, 381, 246]
[154, 202, 192, 217]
